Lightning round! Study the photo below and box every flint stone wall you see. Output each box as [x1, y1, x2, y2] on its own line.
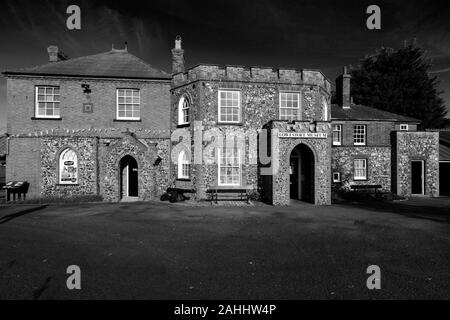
[269, 121, 332, 205]
[41, 136, 98, 197]
[331, 146, 391, 192]
[395, 132, 439, 197]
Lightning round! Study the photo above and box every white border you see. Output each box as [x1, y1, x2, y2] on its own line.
[217, 148, 241, 186]
[116, 88, 141, 120]
[218, 90, 241, 123]
[279, 91, 301, 121]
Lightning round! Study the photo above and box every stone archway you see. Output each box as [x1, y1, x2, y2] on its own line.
[289, 143, 315, 203]
[119, 155, 138, 200]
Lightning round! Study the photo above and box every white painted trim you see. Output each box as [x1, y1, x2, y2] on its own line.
[217, 148, 241, 186]
[400, 124, 409, 131]
[35, 86, 61, 118]
[332, 172, 341, 183]
[411, 160, 425, 195]
[178, 95, 190, 125]
[353, 158, 367, 180]
[279, 91, 301, 121]
[218, 89, 241, 123]
[332, 124, 342, 146]
[116, 88, 141, 120]
[177, 150, 190, 179]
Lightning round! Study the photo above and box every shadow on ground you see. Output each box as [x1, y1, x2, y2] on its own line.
[338, 197, 450, 223]
[0, 205, 48, 224]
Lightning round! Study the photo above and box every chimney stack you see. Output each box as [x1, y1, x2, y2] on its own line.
[171, 35, 185, 74]
[336, 66, 351, 109]
[47, 45, 68, 62]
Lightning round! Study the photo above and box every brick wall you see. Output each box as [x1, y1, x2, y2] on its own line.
[6, 137, 41, 198]
[334, 121, 395, 146]
[6, 76, 171, 135]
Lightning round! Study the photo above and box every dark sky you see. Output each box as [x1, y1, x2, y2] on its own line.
[1, 0, 450, 133]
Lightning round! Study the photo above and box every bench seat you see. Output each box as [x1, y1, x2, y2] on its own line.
[206, 186, 253, 204]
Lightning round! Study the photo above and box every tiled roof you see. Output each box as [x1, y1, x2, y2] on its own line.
[440, 131, 450, 161]
[0, 135, 7, 157]
[331, 104, 420, 122]
[3, 49, 171, 80]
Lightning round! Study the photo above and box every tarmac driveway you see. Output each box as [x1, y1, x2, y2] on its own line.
[0, 199, 449, 299]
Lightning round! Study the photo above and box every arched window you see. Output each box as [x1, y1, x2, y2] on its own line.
[178, 95, 190, 125]
[177, 150, 190, 179]
[59, 148, 78, 184]
[322, 97, 329, 121]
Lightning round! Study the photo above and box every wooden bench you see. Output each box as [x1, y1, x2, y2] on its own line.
[206, 186, 253, 204]
[350, 184, 382, 197]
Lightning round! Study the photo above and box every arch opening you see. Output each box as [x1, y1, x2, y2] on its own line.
[289, 144, 315, 203]
[119, 155, 138, 199]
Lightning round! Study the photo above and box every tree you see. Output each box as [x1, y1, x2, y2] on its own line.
[350, 41, 449, 128]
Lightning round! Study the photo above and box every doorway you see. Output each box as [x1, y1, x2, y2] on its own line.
[439, 162, 450, 196]
[120, 155, 138, 199]
[289, 144, 315, 203]
[411, 160, 424, 195]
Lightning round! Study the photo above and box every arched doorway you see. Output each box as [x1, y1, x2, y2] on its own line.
[289, 144, 315, 203]
[119, 155, 138, 199]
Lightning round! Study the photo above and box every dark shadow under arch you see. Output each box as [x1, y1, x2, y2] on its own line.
[289, 144, 315, 203]
[119, 155, 138, 198]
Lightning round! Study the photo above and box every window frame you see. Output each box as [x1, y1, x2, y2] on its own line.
[35, 86, 61, 119]
[332, 172, 341, 183]
[279, 91, 301, 121]
[400, 124, 409, 131]
[178, 95, 191, 125]
[353, 158, 368, 181]
[217, 147, 241, 186]
[177, 150, 190, 179]
[353, 124, 366, 146]
[332, 124, 342, 146]
[218, 90, 241, 123]
[116, 88, 141, 120]
[322, 96, 329, 121]
[59, 148, 78, 185]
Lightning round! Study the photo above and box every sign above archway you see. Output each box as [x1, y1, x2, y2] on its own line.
[278, 132, 327, 139]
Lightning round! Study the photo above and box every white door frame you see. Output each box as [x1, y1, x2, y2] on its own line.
[411, 160, 424, 195]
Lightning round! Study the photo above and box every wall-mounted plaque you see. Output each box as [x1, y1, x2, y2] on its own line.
[82, 103, 93, 113]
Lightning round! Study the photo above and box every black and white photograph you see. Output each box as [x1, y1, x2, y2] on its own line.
[0, 0, 449, 308]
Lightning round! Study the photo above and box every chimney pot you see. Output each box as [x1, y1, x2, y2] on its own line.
[171, 36, 185, 74]
[336, 66, 351, 109]
[47, 45, 68, 62]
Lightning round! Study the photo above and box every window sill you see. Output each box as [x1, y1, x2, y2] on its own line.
[177, 123, 190, 128]
[113, 119, 141, 122]
[353, 179, 368, 182]
[31, 117, 62, 120]
[216, 122, 243, 126]
[56, 184, 79, 186]
[176, 178, 191, 182]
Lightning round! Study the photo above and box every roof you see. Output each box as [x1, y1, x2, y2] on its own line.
[3, 49, 171, 80]
[331, 104, 420, 122]
[0, 135, 7, 157]
[440, 131, 450, 161]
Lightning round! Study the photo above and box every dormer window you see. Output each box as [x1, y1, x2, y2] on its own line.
[178, 95, 191, 125]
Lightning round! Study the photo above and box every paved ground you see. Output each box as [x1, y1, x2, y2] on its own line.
[0, 198, 449, 299]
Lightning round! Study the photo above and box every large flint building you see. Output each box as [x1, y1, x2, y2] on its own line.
[2, 37, 440, 204]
